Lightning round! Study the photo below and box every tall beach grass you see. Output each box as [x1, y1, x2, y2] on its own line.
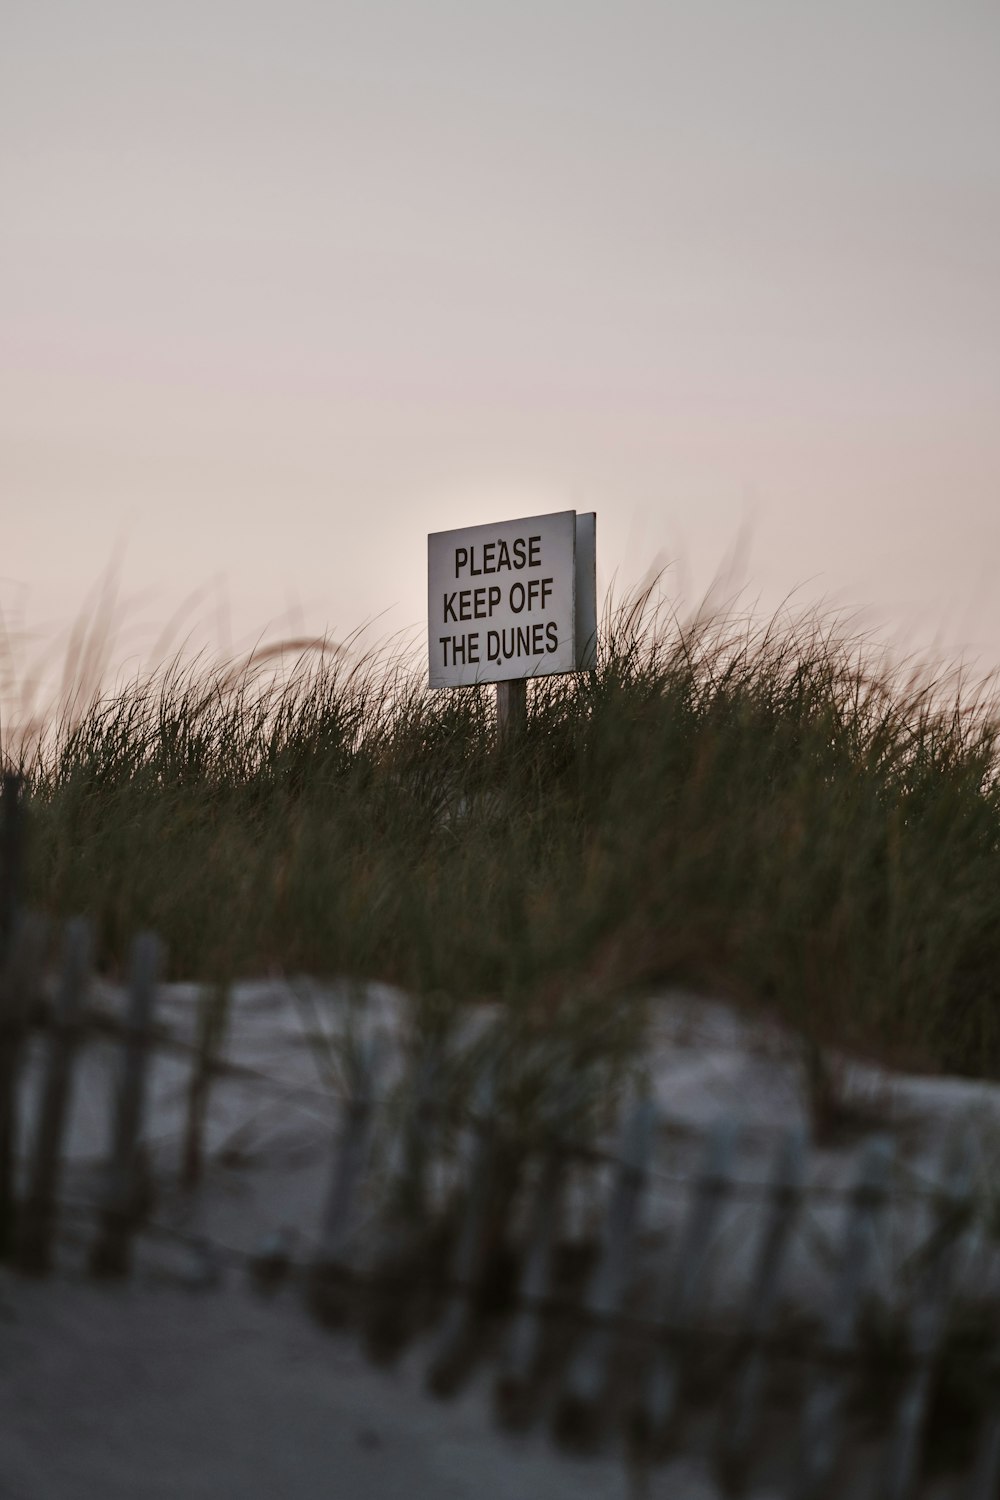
[4, 586, 1000, 1080]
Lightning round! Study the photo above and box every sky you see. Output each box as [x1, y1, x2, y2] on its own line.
[2, 0, 999, 706]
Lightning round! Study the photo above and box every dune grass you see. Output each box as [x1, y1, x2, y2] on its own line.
[4, 588, 1000, 1080]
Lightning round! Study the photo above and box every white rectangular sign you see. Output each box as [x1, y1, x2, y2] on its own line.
[428, 510, 595, 688]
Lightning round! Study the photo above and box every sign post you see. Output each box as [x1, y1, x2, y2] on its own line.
[427, 511, 596, 738]
[495, 678, 527, 743]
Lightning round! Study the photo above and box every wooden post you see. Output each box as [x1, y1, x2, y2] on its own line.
[630, 1118, 738, 1461]
[968, 1371, 1000, 1500]
[0, 772, 25, 967]
[181, 981, 230, 1189]
[717, 1125, 806, 1490]
[425, 1065, 502, 1396]
[16, 916, 92, 1274]
[494, 1147, 565, 1427]
[496, 679, 527, 744]
[90, 931, 163, 1277]
[307, 1030, 382, 1327]
[552, 1090, 655, 1447]
[0, 911, 47, 1260]
[363, 1039, 441, 1363]
[792, 1133, 893, 1500]
[879, 1130, 973, 1500]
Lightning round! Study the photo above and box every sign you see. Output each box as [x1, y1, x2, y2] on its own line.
[428, 510, 596, 688]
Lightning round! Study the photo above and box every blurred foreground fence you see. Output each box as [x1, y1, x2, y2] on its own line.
[1, 781, 999, 1497]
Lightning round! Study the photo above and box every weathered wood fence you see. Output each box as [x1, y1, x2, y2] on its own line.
[1, 776, 999, 1498]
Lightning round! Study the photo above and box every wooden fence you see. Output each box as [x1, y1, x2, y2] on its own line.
[1, 778, 999, 1498]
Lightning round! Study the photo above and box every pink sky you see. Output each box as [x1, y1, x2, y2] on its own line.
[3, 1, 999, 708]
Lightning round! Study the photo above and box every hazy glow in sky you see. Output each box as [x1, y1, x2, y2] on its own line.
[3, 1, 999, 685]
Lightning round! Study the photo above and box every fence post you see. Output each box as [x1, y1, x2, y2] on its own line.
[716, 1125, 806, 1492]
[878, 1130, 974, 1500]
[629, 1118, 738, 1462]
[496, 680, 527, 745]
[425, 1064, 510, 1396]
[15, 917, 92, 1274]
[0, 910, 47, 1260]
[0, 773, 29, 1259]
[791, 1133, 894, 1500]
[0, 773, 25, 968]
[181, 981, 230, 1189]
[493, 1141, 566, 1427]
[552, 1089, 655, 1447]
[363, 1039, 442, 1362]
[307, 1030, 382, 1328]
[90, 931, 163, 1277]
[966, 1355, 1000, 1500]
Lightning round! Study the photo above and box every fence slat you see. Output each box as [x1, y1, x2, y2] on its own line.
[89, 931, 163, 1277]
[363, 1039, 442, 1362]
[15, 917, 92, 1274]
[307, 1029, 382, 1327]
[966, 1370, 1000, 1500]
[180, 982, 230, 1189]
[552, 1089, 655, 1447]
[791, 1132, 894, 1500]
[425, 1066, 510, 1396]
[0, 911, 47, 1261]
[716, 1125, 807, 1494]
[0, 773, 25, 965]
[877, 1129, 973, 1500]
[493, 1147, 566, 1427]
[629, 1117, 738, 1462]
